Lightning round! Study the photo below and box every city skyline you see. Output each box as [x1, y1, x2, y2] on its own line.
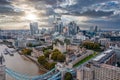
[0, 0, 120, 30]
[0, 1, 120, 80]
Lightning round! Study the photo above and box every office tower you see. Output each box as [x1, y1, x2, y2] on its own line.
[90, 26, 94, 32]
[30, 22, 39, 35]
[94, 26, 98, 32]
[68, 21, 78, 35]
[53, 15, 64, 34]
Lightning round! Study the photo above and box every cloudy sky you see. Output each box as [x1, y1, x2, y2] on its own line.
[0, 0, 120, 30]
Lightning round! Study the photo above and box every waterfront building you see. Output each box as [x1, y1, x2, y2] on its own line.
[77, 49, 119, 80]
[77, 63, 120, 80]
[92, 49, 116, 65]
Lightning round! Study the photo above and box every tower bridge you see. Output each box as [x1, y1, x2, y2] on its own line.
[0, 63, 76, 80]
[0, 51, 76, 80]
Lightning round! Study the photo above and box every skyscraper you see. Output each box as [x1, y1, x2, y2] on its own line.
[53, 15, 64, 33]
[68, 21, 78, 35]
[94, 26, 98, 32]
[30, 22, 39, 35]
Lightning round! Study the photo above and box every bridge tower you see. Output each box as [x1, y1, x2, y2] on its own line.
[0, 65, 6, 80]
[0, 53, 6, 80]
[55, 63, 67, 80]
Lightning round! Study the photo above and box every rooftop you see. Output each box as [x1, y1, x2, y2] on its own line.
[93, 54, 106, 61]
[93, 49, 114, 63]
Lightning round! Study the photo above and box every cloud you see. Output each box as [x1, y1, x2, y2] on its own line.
[0, 0, 120, 30]
[0, 0, 11, 4]
[75, 10, 114, 17]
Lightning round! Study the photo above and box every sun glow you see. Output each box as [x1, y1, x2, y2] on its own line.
[25, 13, 37, 21]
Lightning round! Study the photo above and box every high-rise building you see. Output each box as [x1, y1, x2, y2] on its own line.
[94, 26, 98, 32]
[90, 26, 94, 32]
[30, 22, 39, 35]
[53, 15, 64, 34]
[68, 21, 79, 35]
[90, 26, 99, 32]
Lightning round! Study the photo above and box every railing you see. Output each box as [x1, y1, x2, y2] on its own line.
[5, 67, 58, 80]
[5, 66, 76, 80]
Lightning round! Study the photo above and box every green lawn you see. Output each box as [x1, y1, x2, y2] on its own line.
[73, 52, 97, 67]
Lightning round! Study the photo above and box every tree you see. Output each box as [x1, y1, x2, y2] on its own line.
[49, 62, 56, 70]
[44, 50, 51, 58]
[53, 49, 60, 53]
[64, 72, 73, 80]
[21, 48, 32, 55]
[38, 56, 47, 65]
[82, 42, 101, 51]
[44, 62, 56, 70]
[57, 54, 66, 62]
[51, 51, 60, 61]
[51, 49, 61, 61]
[51, 49, 66, 62]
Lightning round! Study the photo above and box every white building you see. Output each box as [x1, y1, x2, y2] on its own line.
[14, 38, 39, 48]
[98, 38, 110, 46]
[53, 41, 66, 53]
[76, 33, 86, 41]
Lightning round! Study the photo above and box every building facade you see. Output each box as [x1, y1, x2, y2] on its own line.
[77, 49, 119, 80]
[30, 22, 39, 35]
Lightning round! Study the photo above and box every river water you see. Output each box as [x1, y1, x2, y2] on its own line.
[0, 44, 43, 80]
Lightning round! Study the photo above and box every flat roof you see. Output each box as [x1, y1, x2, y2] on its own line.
[93, 54, 106, 61]
[104, 49, 112, 54]
[93, 49, 113, 62]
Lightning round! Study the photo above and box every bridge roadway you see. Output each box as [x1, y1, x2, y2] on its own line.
[5, 66, 76, 80]
[5, 67, 62, 80]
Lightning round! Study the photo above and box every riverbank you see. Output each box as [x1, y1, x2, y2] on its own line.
[24, 55, 49, 72]
[0, 44, 41, 80]
[17, 48, 49, 72]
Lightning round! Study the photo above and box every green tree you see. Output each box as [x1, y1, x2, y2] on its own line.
[44, 62, 56, 70]
[64, 72, 73, 80]
[21, 48, 32, 55]
[57, 54, 66, 62]
[51, 49, 66, 62]
[44, 50, 51, 58]
[38, 56, 47, 65]
[51, 49, 61, 61]
[51, 51, 59, 61]
[49, 62, 56, 70]
[82, 42, 100, 51]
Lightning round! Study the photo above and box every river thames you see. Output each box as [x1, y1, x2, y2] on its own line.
[0, 44, 43, 80]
